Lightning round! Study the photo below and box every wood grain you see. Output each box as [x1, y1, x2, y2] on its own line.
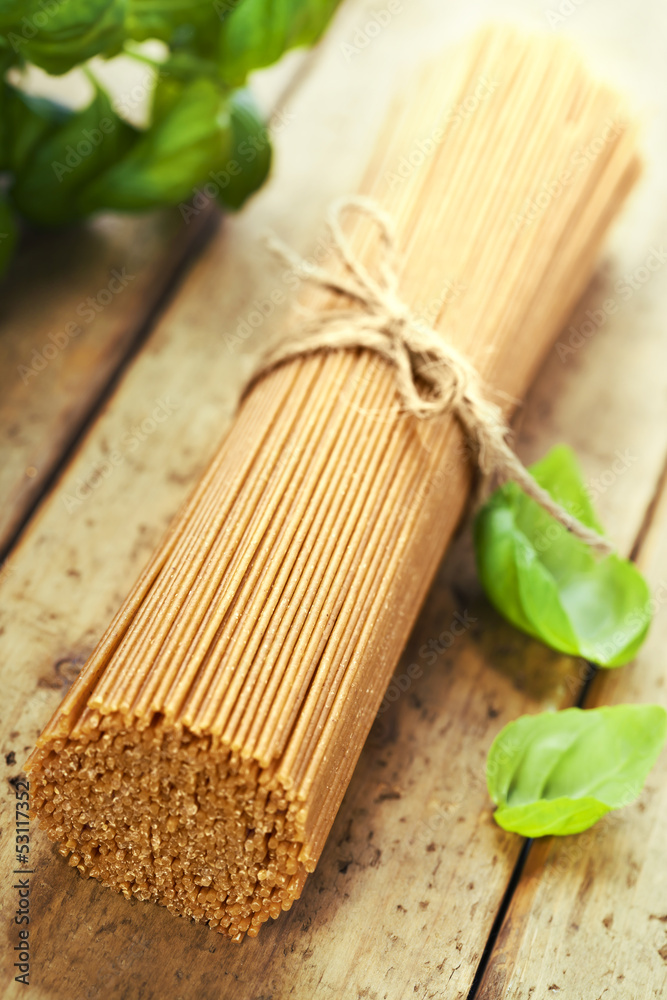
[0, 198, 216, 557]
[1, 0, 667, 998]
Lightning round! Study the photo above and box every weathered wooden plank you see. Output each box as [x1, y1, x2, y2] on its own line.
[2, 1, 667, 998]
[0, 201, 215, 556]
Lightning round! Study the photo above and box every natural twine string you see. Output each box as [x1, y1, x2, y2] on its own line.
[244, 195, 612, 556]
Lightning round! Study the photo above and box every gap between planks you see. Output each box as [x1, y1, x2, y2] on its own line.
[0, 210, 218, 566]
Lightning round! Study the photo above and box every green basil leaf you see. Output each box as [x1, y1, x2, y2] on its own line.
[0, 190, 17, 275]
[0, 1, 31, 31]
[3, 84, 73, 174]
[487, 705, 667, 836]
[9, 81, 136, 225]
[156, 51, 221, 83]
[218, 0, 341, 86]
[78, 76, 232, 211]
[126, 0, 221, 54]
[474, 445, 652, 666]
[2, 0, 126, 76]
[0, 74, 12, 169]
[0, 33, 15, 67]
[216, 86, 270, 210]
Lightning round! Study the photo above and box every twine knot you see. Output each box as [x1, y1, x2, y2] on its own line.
[245, 195, 612, 556]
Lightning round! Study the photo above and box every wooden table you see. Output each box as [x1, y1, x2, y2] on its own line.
[2, 1, 667, 997]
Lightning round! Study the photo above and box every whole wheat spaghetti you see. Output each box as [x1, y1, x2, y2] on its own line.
[27, 28, 640, 941]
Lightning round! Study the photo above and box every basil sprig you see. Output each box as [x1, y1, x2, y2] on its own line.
[487, 705, 667, 837]
[0, 0, 342, 273]
[1, 0, 127, 76]
[8, 81, 136, 225]
[474, 445, 651, 667]
[218, 0, 341, 86]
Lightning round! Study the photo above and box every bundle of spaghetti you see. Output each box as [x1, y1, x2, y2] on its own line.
[27, 27, 640, 941]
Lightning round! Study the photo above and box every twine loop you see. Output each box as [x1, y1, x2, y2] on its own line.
[246, 195, 612, 555]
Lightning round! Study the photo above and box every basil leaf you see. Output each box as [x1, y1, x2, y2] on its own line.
[2, 85, 73, 175]
[0, 1, 26, 30]
[0, 0, 36, 38]
[0, 74, 11, 169]
[157, 51, 221, 83]
[217, 86, 270, 210]
[0, 33, 14, 67]
[474, 445, 651, 666]
[0, 191, 17, 275]
[2, 0, 126, 76]
[487, 705, 667, 836]
[9, 82, 136, 225]
[218, 0, 341, 86]
[126, 0, 221, 54]
[78, 77, 232, 211]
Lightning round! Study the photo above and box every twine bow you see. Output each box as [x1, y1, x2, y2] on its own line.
[245, 195, 612, 555]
